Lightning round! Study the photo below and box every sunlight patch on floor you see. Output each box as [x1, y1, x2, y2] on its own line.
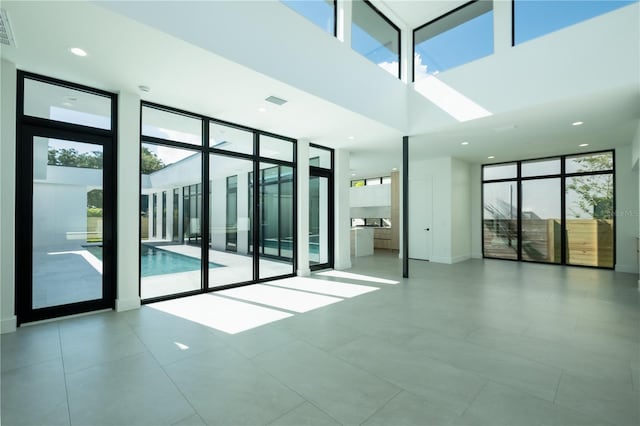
[267, 276, 379, 298]
[315, 270, 400, 285]
[149, 294, 292, 334]
[218, 284, 342, 313]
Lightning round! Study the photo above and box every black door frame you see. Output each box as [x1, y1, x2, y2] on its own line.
[15, 71, 117, 325]
[307, 163, 335, 271]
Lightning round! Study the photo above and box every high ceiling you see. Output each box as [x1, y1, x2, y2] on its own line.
[1, 0, 638, 180]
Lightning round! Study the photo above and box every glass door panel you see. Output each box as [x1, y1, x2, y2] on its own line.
[483, 181, 518, 259]
[140, 143, 202, 300]
[209, 155, 254, 288]
[521, 178, 561, 263]
[259, 163, 294, 279]
[309, 175, 330, 267]
[32, 137, 104, 308]
[566, 174, 614, 268]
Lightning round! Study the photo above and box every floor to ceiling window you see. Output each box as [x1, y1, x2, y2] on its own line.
[15, 72, 117, 324]
[309, 144, 334, 270]
[482, 151, 615, 268]
[140, 103, 297, 302]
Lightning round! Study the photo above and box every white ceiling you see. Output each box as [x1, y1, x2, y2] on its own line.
[1, 0, 638, 180]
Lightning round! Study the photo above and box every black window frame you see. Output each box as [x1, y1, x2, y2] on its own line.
[352, 0, 402, 79]
[139, 101, 297, 304]
[481, 149, 616, 269]
[15, 70, 118, 325]
[309, 143, 335, 271]
[412, 0, 494, 82]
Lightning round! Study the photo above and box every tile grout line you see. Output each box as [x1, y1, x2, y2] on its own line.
[57, 324, 74, 426]
[265, 400, 308, 426]
[458, 379, 489, 418]
[358, 388, 403, 426]
[128, 322, 204, 422]
[249, 338, 344, 426]
[552, 369, 564, 404]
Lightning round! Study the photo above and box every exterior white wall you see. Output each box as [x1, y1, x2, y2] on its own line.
[116, 91, 141, 312]
[211, 176, 227, 251]
[32, 182, 87, 248]
[1, 59, 17, 333]
[334, 149, 352, 269]
[614, 145, 639, 274]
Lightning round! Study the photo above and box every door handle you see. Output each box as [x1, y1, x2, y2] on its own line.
[424, 228, 430, 231]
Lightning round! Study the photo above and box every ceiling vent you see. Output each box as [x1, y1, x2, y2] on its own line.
[0, 9, 16, 47]
[265, 95, 287, 106]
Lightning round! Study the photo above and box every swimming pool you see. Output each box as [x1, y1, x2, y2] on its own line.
[86, 245, 223, 277]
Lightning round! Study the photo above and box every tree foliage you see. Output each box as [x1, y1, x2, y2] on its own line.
[566, 154, 613, 219]
[141, 147, 165, 174]
[48, 148, 102, 169]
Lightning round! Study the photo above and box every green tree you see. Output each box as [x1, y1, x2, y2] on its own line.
[87, 189, 103, 208]
[566, 154, 613, 219]
[48, 148, 103, 169]
[141, 147, 165, 174]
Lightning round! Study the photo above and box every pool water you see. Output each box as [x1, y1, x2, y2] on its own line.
[86, 245, 223, 277]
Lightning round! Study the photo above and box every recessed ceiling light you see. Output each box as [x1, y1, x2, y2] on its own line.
[572, 121, 584, 126]
[461, 141, 469, 146]
[138, 85, 150, 93]
[347, 136, 355, 140]
[62, 102, 73, 107]
[351, 173, 356, 177]
[258, 107, 267, 113]
[488, 156, 495, 159]
[391, 167, 398, 171]
[66, 96, 77, 102]
[579, 143, 589, 147]
[69, 47, 87, 57]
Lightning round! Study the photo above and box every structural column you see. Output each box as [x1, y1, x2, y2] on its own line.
[0, 59, 17, 333]
[494, 0, 513, 53]
[116, 91, 141, 311]
[296, 139, 310, 276]
[334, 148, 352, 270]
[336, 0, 352, 45]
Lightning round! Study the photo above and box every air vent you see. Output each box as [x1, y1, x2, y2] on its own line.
[265, 95, 287, 106]
[0, 9, 16, 47]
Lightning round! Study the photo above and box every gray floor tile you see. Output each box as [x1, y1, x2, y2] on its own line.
[555, 372, 640, 426]
[133, 324, 227, 366]
[467, 327, 633, 386]
[172, 413, 207, 426]
[332, 335, 486, 414]
[363, 390, 460, 426]
[224, 323, 297, 359]
[1, 322, 61, 372]
[452, 381, 612, 426]
[66, 352, 194, 425]
[163, 346, 303, 425]
[254, 340, 401, 425]
[60, 326, 148, 373]
[0, 358, 70, 426]
[270, 402, 341, 426]
[407, 330, 562, 401]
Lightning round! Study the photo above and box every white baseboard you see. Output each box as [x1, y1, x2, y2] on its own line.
[471, 252, 483, 259]
[115, 297, 141, 312]
[297, 268, 311, 277]
[1, 315, 17, 334]
[615, 264, 639, 274]
[429, 256, 453, 264]
[451, 255, 471, 263]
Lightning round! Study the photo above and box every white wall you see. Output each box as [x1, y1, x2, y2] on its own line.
[615, 145, 639, 273]
[100, 0, 408, 132]
[470, 164, 483, 258]
[0, 59, 17, 332]
[410, 2, 640, 134]
[408, 156, 472, 264]
[451, 158, 472, 262]
[334, 149, 352, 269]
[350, 184, 390, 208]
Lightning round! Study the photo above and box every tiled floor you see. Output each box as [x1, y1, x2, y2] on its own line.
[2, 253, 639, 425]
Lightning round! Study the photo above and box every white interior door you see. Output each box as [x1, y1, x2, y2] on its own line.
[409, 176, 432, 260]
